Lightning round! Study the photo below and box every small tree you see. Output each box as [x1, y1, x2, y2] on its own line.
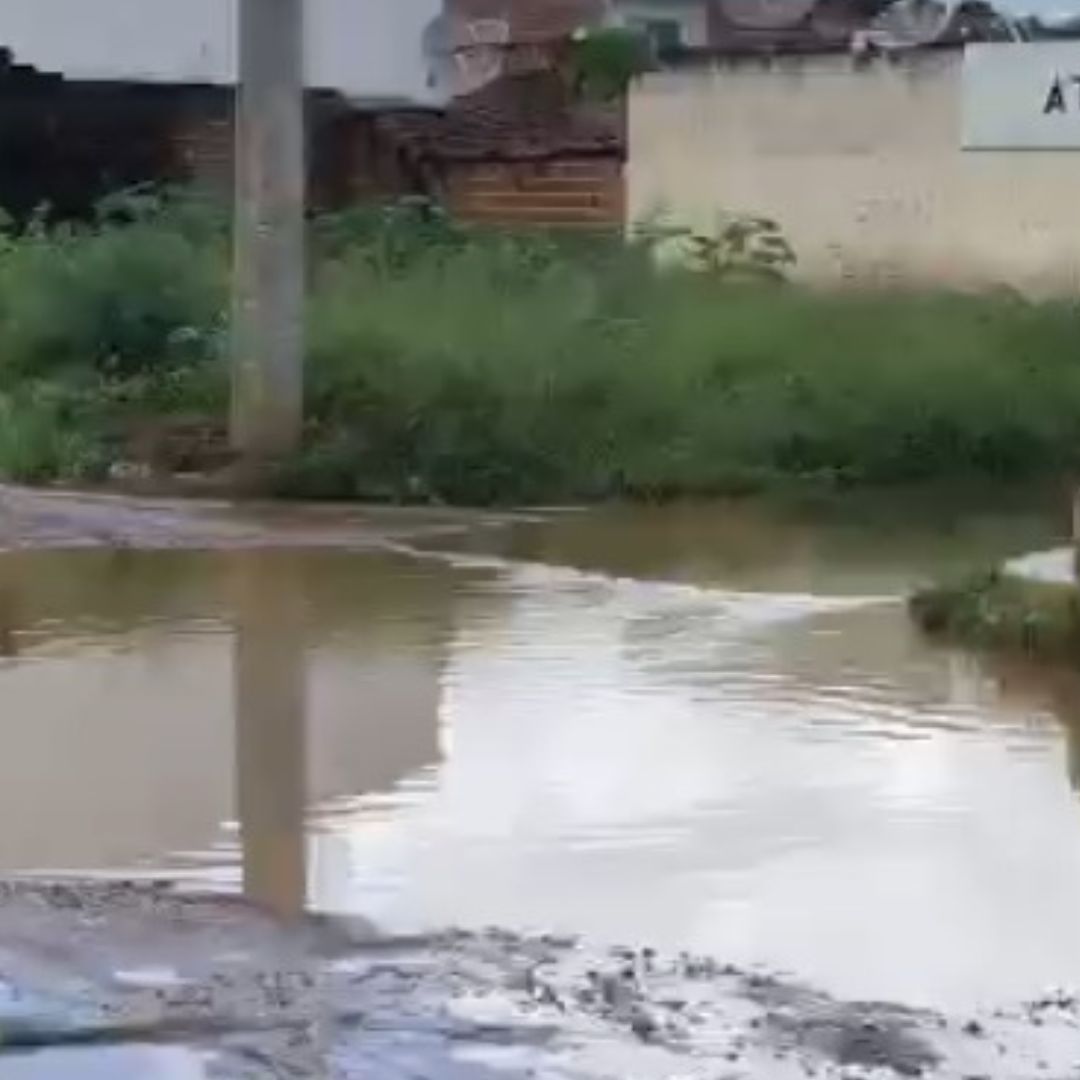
[567, 26, 652, 101]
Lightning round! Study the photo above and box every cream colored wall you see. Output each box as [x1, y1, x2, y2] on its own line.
[628, 50, 1080, 293]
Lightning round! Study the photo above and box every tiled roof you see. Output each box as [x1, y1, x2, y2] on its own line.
[446, 0, 609, 43]
[378, 70, 623, 163]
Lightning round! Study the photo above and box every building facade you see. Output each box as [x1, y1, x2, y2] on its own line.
[0, 0, 442, 218]
[412, 0, 625, 227]
[628, 44, 1080, 293]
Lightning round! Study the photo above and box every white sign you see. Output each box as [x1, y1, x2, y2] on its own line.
[963, 42, 1080, 150]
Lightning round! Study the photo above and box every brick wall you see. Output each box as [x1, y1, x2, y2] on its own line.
[444, 156, 624, 228]
[152, 88, 628, 229]
[167, 95, 427, 210]
[170, 98, 627, 230]
[314, 112, 424, 207]
[169, 95, 234, 195]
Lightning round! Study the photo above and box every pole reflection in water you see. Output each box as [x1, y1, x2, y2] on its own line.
[0, 557, 18, 659]
[233, 552, 309, 921]
[1051, 677, 1080, 794]
[993, 658, 1080, 794]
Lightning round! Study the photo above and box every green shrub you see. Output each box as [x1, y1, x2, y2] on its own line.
[311, 197, 467, 270]
[568, 26, 653, 100]
[0, 385, 110, 482]
[0, 190, 1079, 504]
[0, 189, 228, 483]
[910, 569, 1080, 664]
[0, 192, 226, 384]
[303, 234, 1080, 502]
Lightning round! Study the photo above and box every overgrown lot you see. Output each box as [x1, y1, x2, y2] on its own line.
[2, 192, 1078, 505]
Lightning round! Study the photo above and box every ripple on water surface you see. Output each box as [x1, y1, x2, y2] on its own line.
[0, 497, 1076, 1010]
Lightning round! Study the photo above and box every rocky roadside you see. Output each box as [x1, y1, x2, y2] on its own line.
[0, 880, 1077, 1080]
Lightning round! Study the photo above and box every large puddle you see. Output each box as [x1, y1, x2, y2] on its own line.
[1, 496, 1078, 1012]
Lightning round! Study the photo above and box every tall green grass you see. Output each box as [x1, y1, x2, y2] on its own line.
[300, 236, 1080, 502]
[0, 192, 228, 480]
[1, 192, 1079, 502]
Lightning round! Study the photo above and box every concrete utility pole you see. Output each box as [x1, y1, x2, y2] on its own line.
[232, 0, 306, 469]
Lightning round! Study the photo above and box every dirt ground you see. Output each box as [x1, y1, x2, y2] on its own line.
[1, 486, 1079, 1078]
[1, 880, 1079, 1080]
[0, 484, 512, 555]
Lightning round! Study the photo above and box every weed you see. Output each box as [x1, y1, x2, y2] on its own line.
[0, 190, 1078, 505]
[911, 569, 1080, 664]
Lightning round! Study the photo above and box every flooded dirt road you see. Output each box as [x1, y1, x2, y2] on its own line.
[1, 486, 1078, 1024]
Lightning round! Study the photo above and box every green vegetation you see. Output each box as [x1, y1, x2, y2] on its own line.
[567, 26, 653, 100]
[2, 191, 1080, 504]
[0, 193, 227, 482]
[910, 569, 1080, 664]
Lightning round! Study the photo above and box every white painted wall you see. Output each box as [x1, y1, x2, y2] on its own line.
[614, 0, 710, 47]
[0, 0, 443, 104]
[629, 49, 1080, 294]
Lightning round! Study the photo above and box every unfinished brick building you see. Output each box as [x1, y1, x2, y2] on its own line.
[0, 0, 441, 219]
[0, 0, 625, 229]
[402, 0, 625, 228]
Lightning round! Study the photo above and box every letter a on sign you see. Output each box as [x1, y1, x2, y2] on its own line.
[963, 44, 1080, 149]
[1044, 75, 1067, 113]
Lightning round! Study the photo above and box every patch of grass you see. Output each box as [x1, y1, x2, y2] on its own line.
[0, 197, 226, 385]
[2, 191, 1080, 503]
[0, 385, 111, 482]
[301, 239, 1080, 502]
[0, 190, 229, 482]
[910, 568, 1080, 663]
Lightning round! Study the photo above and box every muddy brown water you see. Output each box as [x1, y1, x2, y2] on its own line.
[1, 495, 1078, 1013]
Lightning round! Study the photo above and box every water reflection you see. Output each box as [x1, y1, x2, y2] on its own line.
[0, 569, 17, 659]
[233, 552, 308, 920]
[0, 549, 458, 892]
[991, 660, 1080, 793]
[7, 498, 1080, 1009]
[417, 495, 1067, 597]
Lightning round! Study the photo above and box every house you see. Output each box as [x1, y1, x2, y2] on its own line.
[0, 0, 443, 217]
[0, 0, 627, 228]
[627, 15, 1064, 292]
[703, 0, 887, 52]
[608, 0, 1015, 55]
[606, 0, 871, 53]
[388, 0, 624, 227]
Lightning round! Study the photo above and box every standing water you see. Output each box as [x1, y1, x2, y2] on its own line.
[0, 496, 1076, 1012]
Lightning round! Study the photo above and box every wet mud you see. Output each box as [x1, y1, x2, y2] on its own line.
[0, 881, 1078, 1079]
